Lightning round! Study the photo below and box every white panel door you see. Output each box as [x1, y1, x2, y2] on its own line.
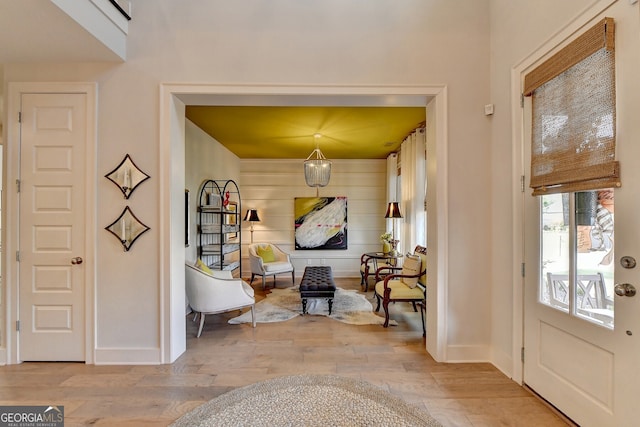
[19, 93, 87, 361]
[523, 3, 640, 426]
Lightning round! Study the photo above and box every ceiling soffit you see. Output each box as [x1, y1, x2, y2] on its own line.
[186, 106, 426, 159]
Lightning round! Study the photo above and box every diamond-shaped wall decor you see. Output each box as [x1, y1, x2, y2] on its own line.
[105, 206, 150, 251]
[105, 154, 150, 199]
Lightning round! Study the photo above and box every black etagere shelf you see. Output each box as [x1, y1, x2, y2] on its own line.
[197, 179, 241, 274]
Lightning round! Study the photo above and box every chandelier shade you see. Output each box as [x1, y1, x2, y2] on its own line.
[304, 150, 332, 187]
[304, 133, 331, 188]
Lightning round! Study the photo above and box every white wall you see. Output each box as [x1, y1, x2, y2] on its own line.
[3, 0, 495, 363]
[240, 158, 387, 279]
[186, 122, 388, 279]
[184, 122, 387, 281]
[185, 120, 240, 264]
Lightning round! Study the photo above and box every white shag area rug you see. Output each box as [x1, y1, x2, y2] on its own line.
[228, 287, 396, 326]
[170, 374, 442, 427]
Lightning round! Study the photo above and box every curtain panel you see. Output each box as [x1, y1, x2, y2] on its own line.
[400, 128, 426, 254]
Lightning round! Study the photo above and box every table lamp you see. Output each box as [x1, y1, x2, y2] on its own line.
[243, 209, 261, 243]
[384, 202, 403, 255]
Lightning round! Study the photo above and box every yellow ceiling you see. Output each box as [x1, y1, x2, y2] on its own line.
[185, 106, 426, 159]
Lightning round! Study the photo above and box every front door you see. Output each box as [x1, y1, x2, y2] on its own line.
[18, 93, 87, 361]
[522, 3, 640, 426]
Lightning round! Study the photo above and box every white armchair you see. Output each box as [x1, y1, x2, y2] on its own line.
[248, 243, 295, 290]
[185, 263, 256, 337]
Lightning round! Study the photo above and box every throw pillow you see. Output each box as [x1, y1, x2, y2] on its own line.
[401, 255, 422, 288]
[195, 258, 213, 275]
[257, 245, 276, 263]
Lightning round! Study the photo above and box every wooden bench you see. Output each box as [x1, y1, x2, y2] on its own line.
[299, 266, 336, 315]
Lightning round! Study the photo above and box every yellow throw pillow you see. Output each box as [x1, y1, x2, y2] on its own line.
[257, 245, 276, 263]
[401, 255, 422, 288]
[195, 258, 213, 275]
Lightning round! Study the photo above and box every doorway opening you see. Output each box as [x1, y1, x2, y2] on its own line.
[159, 84, 449, 363]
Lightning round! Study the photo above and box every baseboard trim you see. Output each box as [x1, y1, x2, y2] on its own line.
[491, 348, 514, 379]
[445, 344, 490, 362]
[94, 347, 161, 365]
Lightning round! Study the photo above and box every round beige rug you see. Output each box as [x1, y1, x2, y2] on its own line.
[171, 374, 442, 426]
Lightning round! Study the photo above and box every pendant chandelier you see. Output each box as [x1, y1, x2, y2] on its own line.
[304, 133, 331, 191]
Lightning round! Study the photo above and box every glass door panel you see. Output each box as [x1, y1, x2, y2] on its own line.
[575, 190, 614, 328]
[539, 190, 614, 329]
[540, 193, 569, 312]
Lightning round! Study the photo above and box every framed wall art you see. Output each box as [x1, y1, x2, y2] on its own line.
[294, 196, 347, 250]
[226, 201, 238, 240]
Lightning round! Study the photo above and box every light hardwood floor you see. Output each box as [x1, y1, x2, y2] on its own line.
[0, 277, 569, 426]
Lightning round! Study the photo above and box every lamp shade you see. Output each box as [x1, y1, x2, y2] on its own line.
[384, 202, 403, 219]
[243, 209, 261, 222]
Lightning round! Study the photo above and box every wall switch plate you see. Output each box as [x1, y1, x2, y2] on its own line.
[484, 104, 494, 115]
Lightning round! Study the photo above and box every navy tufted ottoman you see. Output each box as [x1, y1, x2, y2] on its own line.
[299, 266, 336, 315]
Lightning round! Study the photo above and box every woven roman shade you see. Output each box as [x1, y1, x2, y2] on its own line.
[524, 17, 619, 196]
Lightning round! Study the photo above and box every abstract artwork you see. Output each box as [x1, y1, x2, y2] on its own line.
[294, 197, 347, 250]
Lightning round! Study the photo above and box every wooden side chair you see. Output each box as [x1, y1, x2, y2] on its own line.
[360, 253, 394, 291]
[374, 245, 427, 336]
[360, 253, 374, 287]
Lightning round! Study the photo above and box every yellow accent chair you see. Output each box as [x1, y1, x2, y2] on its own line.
[248, 243, 295, 290]
[374, 245, 427, 336]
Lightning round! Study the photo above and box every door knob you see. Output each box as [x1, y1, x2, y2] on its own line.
[614, 283, 636, 297]
[71, 257, 83, 265]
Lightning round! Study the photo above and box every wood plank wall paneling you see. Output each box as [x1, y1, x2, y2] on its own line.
[240, 158, 389, 278]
